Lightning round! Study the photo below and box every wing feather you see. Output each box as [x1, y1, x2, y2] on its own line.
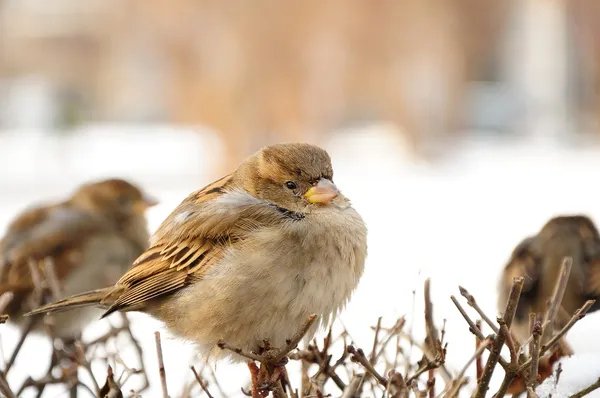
[102, 174, 296, 314]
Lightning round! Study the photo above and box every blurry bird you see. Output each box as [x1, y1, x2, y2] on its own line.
[498, 215, 600, 395]
[0, 178, 156, 339]
[27, 143, 367, 391]
[498, 215, 600, 346]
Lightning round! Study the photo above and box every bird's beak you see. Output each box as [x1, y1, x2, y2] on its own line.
[304, 178, 339, 204]
[134, 194, 159, 214]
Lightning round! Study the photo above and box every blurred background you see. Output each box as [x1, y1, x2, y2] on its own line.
[4, 0, 600, 396]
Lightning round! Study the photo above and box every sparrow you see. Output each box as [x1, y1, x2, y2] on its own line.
[28, 143, 368, 364]
[0, 178, 156, 339]
[498, 215, 600, 346]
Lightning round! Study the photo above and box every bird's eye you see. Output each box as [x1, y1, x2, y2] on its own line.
[117, 195, 131, 206]
[285, 181, 297, 190]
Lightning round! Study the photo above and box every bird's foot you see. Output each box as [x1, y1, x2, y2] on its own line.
[246, 361, 269, 398]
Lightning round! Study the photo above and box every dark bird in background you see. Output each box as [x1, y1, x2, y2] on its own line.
[0, 178, 156, 339]
[498, 214, 600, 350]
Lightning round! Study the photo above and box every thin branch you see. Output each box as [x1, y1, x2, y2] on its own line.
[527, 317, 542, 397]
[120, 314, 149, 393]
[216, 342, 265, 362]
[541, 257, 572, 345]
[370, 317, 382, 364]
[474, 276, 524, 398]
[0, 292, 13, 315]
[423, 279, 452, 382]
[499, 321, 518, 366]
[459, 286, 499, 334]
[374, 317, 405, 362]
[519, 300, 595, 373]
[43, 258, 62, 299]
[340, 374, 363, 398]
[4, 308, 37, 373]
[451, 295, 510, 369]
[0, 371, 16, 398]
[445, 337, 491, 397]
[493, 319, 521, 398]
[475, 320, 483, 382]
[406, 359, 440, 386]
[270, 314, 318, 363]
[154, 331, 169, 398]
[74, 343, 101, 395]
[348, 345, 387, 386]
[191, 366, 215, 398]
[541, 300, 594, 354]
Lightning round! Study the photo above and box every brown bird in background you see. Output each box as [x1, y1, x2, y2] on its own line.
[0, 178, 156, 339]
[498, 214, 600, 347]
[27, 143, 367, 392]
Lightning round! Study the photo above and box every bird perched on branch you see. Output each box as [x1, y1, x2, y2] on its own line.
[0, 178, 156, 339]
[498, 215, 600, 345]
[28, 143, 368, 391]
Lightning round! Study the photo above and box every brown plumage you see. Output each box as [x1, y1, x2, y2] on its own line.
[498, 214, 600, 345]
[0, 178, 155, 338]
[28, 143, 368, 362]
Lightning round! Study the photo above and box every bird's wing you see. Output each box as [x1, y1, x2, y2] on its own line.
[0, 205, 103, 294]
[102, 174, 297, 316]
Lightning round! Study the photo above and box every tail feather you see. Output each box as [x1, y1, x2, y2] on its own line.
[25, 287, 112, 316]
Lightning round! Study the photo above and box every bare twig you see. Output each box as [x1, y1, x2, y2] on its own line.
[191, 366, 215, 398]
[340, 375, 363, 398]
[527, 317, 542, 397]
[348, 345, 387, 386]
[74, 342, 101, 395]
[270, 314, 318, 363]
[154, 331, 169, 398]
[474, 276, 524, 398]
[0, 371, 16, 398]
[423, 279, 452, 383]
[459, 286, 499, 334]
[120, 314, 149, 393]
[43, 258, 63, 299]
[519, 300, 595, 373]
[541, 257, 572, 345]
[4, 260, 45, 374]
[475, 320, 483, 382]
[443, 338, 491, 398]
[451, 296, 510, 369]
[500, 322, 518, 366]
[374, 317, 405, 362]
[216, 342, 265, 362]
[4, 316, 37, 373]
[0, 292, 13, 315]
[370, 317, 382, 365]
[541, 300, 594, 354]
[387, 370, 409, 398]
[493, 320, 520, 397]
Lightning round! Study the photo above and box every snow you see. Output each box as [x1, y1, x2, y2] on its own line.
[537, 353, 600, 397]
[2, 124, 600, 397]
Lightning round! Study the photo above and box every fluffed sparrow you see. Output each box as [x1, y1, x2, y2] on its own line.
[0, 178, 156, 338]
[28, 143, 368, 363]
[498, 215, 600, 345]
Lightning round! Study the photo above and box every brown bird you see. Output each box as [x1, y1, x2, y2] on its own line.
[498, 214, 600, 346]
[0, 178, 156, 339]
[27, 143, 368, 368]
